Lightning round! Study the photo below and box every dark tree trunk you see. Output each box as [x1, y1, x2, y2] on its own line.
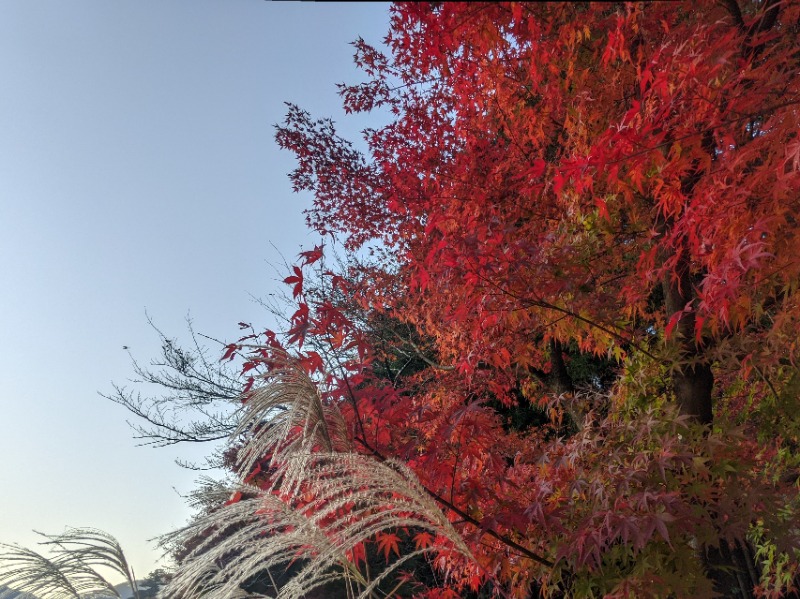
[661, 254, 713, 425]
[660, 249, 762, 599]
[659, 119, 716, 425]
[549, 338, 574, 396]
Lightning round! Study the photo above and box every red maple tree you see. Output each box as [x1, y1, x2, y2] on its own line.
[172, 3, 800, 598]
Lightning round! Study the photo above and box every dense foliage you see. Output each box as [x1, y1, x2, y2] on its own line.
[167, 2, 800, 598]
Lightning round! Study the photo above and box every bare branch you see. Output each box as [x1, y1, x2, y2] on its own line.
[102, 317, 241, 447]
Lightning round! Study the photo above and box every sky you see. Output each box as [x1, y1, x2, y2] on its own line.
[0, 0, 391, 583]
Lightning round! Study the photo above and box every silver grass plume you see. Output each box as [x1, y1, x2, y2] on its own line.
[38, 528, 140, 598]
[231, 356, 352, 477]
[160, 486, 344, 599]
[163, 458, 472, 599]
[0, 544, 84, 599]
[162, 358, 475, 598]
[186, 475, 239, 513]
[276, 453, 471, 561]
[0, 528, 138, 599]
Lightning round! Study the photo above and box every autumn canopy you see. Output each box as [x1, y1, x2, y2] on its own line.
[167, 2, 800, 598]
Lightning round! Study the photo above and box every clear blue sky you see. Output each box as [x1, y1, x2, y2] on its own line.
[0, 0, 390, 582]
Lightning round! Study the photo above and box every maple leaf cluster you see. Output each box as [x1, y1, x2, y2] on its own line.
[200, 2, 800, 598]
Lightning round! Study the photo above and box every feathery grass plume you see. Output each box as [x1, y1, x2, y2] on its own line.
[0, 534, 125, 599]
[276, 453, 475, 591]
[162, 355, 476, 598]
[0, 544, 83, 599]
[37, 528, 140, 599]
[186, 475, 239, 512]
[231, 355, 351, 477]
[161, 485, 346, 599]
[162, 456, 473, 599]
[276, 453, 471, 560]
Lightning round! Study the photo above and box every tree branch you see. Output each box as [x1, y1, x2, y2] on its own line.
[721, 0, 746, 32]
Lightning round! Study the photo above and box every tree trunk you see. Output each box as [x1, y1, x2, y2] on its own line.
[661, 254, 713, 425]
[660, 252, 766, 598]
